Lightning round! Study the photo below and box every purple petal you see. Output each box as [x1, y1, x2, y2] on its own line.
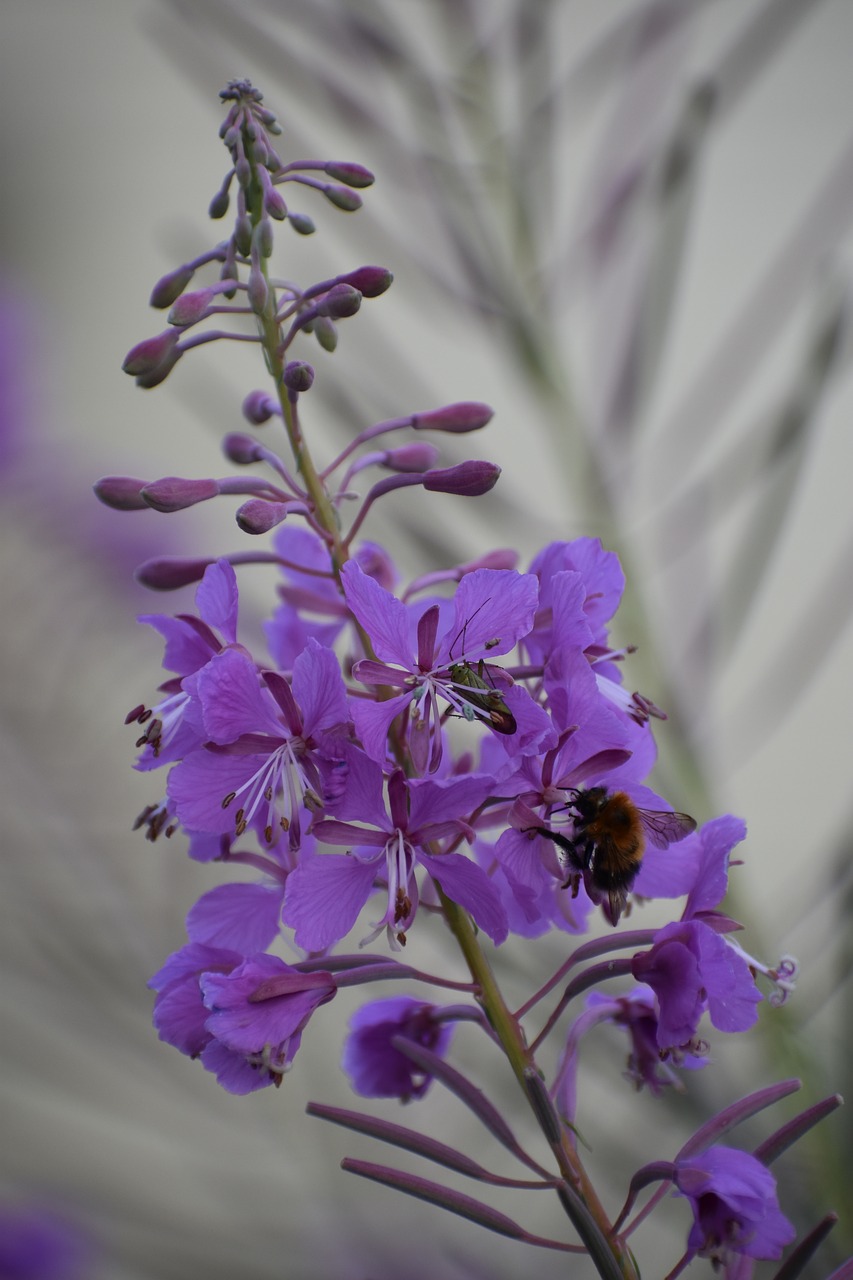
[407, 773, 495, 831]
[419, 851, 508, 944]
[186, 881, 285, 952]
[195, 558, 239, 643]
[341, 560, 415, 666]
[350, 689, 413, 765]
[683, 815, 747, 917]
[440, 569, 538, 662]
[199, 1039, 276, 1093]
[140, 613, 218, 676]
[283, 853, 379, 950]
[292, 638, 350, 733]
[322, 746, 391, 828]
[196, 648, 282, 743]
[696, 928, 762, 1033]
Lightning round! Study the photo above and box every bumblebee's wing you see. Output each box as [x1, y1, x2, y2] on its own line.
[638, 809, 697, 849]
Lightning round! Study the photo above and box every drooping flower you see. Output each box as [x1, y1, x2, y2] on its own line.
[342, 996, 455, 1101]
[673, 1147, 796, 1265]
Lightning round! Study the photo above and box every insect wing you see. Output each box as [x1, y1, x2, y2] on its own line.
[637, 809, 696, 850]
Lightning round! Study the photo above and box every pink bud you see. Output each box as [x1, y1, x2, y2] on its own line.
[135, 556, 215, 590]
[412, 402, 494, 433]
[149, 264, 195, 309]
[141, 477, 220, 513]
[242, 389, 279, 424]
[324, 162, 375, 188]
[423, 460, 501, 497]
[337, 265, 393, 298]
[263, 185, 288, 220]
[208, 187, 231, 220]
[92, 476, 150, 510]
[168, 288, 216, 327]
[236, 499, 289, 534]
[247, 269, 269, 315]
[382, 443, 440, 473]
[322, 185, 363, 213]
[223, 433, 264, 464]
[317, 283, 362, 319]
[122, 330, 179, 377]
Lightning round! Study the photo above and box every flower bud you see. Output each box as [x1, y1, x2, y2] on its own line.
[324, 162, 375, 188]
[133, 345, 183, 389]
[288, 212, 315, 236]
[412, 402, 494, 433]
[208, 186, 231, 220]
[223, 433, 264, 464]
[234, 213, 253, 257]
[322, 184, 363, 213]
[282, 361, 315, 393]
[149, 264, 195, 309]
[168, 287, 216, 327]
[317, 283, 362, 319]
[337, 265, 393, 298]
[254, 217, 274, 258]
[92, 476, 150, 510]
[247, 269, 269, 315]
[141, 477, 221, 512]
[135, 556, 215, 590]
[122, 330, 179, 377]
[314, 317, 338, 352]
[242, 389, 279, 424]
[263, 185, 288, 221]
[423, 460, 501, 497]
[381, 443, 440, 473]
[236, 498, 289, 534]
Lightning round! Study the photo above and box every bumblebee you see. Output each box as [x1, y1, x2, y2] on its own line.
[532, 786, 696, 924]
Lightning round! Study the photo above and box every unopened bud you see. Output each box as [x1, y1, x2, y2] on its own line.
[322, 185, 363, 213]
[242, 389, 279, 424]
[234, 214, 253, 257]
[135, 556, 215, 590]
[93, 476, 150, 510]
[382, 443, 440, 473]
[133, 345, 183, 388]
[168, 287, 216, 327]
[149, 264, 195, 309]
[247, 269, 269, 315]
[254, 217, 274, 259]
[412, 402, 494, 433]
[264, 185, 287, 220]
[423, 460, 501, 497]
[288, 212, 315, 236]
[236, 498, 289, 534]
[122, 330, 180, 377]
[282, 361, 315, 393]
[223, 433, 264, 464]
[141, 477, 220, 513]
[324, 162, 375, 188]
[314, 317, 338, 352]
[338, 265, 393, 298]
[317, 283, 362, 319]
[208, 187, 231, 220]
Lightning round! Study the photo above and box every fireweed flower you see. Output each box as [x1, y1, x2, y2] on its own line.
[342, 561, 551, 771]
[342, 996, 456, 1101]
[150, 943, 336, 1094]
[672, 1147, 796, 1266]
[129, 557, 241, 770]
[168, 637, 350, 850]
[284, 747, 507, 949]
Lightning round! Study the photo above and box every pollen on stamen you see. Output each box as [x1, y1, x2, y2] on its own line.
[222, 790, 237, 809]
[125, 704, 152, 725]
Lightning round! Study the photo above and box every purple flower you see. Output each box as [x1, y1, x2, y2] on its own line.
[168, 638, 349, 850]
[131, 557, 240, 770]
[342, 561, 548, 770]
[283, 748, 507, 949]
[673, 1147, 795, 1265]
[342, 996, 455, 1100]
[149, 944, 336, 1093]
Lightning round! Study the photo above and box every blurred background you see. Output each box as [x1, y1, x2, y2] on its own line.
[2, 1, 853, 1275]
